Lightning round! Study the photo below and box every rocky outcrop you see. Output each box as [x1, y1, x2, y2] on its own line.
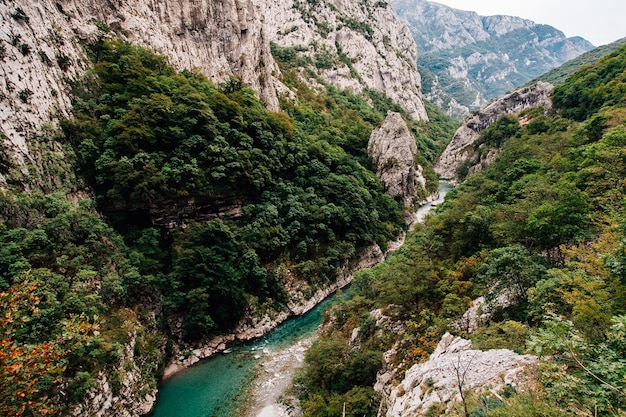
[453, 293, 514, 333]
[69, 315, 165, 417]
[265, 0, 428, 121]
[368, 112, 425, 208]
[376, 333, 537, 416]
[393, 0, 593, 119]
[435, 81, 554, 182]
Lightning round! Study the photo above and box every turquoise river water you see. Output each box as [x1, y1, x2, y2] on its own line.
[149, 183, 452, 417]
[149, 294, 339, 417]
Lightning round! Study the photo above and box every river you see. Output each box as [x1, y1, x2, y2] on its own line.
[149, 182, 452, 417]
[149, 293, 339, 417]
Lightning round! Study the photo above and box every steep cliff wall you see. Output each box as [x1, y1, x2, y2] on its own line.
[57, 0, 279, 109]
[0, 0, 279, 186]
[265, 0, 428, 121]
[69, 324, 163, 417]
[435, 81, 553, 182]
[0, 1, 87, 173]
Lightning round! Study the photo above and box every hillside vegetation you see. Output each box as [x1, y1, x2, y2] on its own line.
[296, 45, 626, 417]
[0, 39, 457, 414]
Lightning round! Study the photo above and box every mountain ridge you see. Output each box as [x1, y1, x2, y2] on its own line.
[392, 0, 594, 119]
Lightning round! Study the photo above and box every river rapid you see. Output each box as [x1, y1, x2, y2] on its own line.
[149, 183, 452, 417]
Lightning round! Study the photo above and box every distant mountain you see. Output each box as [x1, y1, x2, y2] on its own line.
[531, 37, 626, 86]
[393, 0, 594, 119]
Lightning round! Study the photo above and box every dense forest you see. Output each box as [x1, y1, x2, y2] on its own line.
[0, 39, 457, 415]
[295, 45, 626, 416]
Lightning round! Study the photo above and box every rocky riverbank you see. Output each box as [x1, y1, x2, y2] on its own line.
[246, 336, 315, 417]
[160, 240, 392, 380]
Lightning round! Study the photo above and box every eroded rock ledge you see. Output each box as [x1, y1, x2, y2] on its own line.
[376, 332, 537, 416]
[435, 81, 554, 183]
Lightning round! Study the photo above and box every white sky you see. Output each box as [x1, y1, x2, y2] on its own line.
[430, 0, 626, 46]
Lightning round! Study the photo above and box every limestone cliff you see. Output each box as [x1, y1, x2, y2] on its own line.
[435, 81, 553, 182]
[368, 111, 425, 208]
[0, 1, 87, 175]
[0, 0, 279, 188]
[265, 0, 428, 121]
[0, 0, 428, 178]
[376, 333, 537, 416]
[393, 0, 593, 119]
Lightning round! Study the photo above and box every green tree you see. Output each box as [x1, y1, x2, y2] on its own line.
[477, 245, 546, 305]
[525, 182, 591, 258]
[528, 314, 626, 414]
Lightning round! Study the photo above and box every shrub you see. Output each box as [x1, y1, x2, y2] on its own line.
[10, 7, 29, 23]
[18, 88, 33, 103]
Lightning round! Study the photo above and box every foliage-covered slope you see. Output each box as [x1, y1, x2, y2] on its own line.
[296, 45, 626, 417]
[61, 39, 457, 336]
[0, 38, 458, 414]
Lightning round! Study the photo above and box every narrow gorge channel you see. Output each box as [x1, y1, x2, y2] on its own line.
[150, 183, 452, 417]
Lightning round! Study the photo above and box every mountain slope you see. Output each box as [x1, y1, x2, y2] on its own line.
[265, 0, 429, 121]
[435, 81, 554, 182]
[0, 1, 457, 415]
[296, 43, 626, 417]
[392, 0, 594, 119]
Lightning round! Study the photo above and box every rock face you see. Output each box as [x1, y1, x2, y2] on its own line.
[368, 112, 425, 208]
[393, 0, 593, 119]
[377, 333, 537, 416]
[0, 0, 279, 186]
[435, 81, 554, 182]
[0, 1, 88, 173]
[57, 0, 280, 109]
[0, 0, 428, 178]
[265, 0, 428, 121]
